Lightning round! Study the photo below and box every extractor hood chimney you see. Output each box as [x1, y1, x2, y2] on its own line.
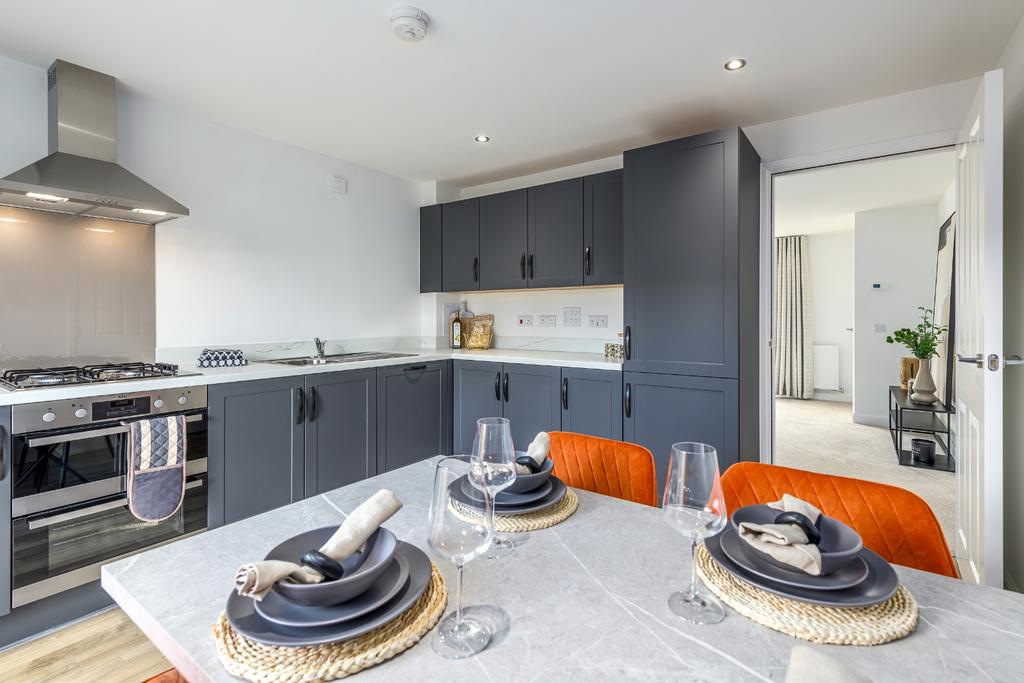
[0, 60, 188, 224]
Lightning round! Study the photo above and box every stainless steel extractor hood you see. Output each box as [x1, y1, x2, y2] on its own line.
[0, 60, 188, 225]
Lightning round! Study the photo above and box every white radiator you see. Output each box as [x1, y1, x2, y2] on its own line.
[813, 345, 841, 391]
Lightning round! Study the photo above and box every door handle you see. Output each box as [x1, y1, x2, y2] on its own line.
[27, 414, 205, 447]
[494, 371, 501, 401]
[528, 254, 534, 280]
[1006, 355, 1024, 367]
[624, 383, 632, 418]
[561, 377, 569, 410]
[308, 386, 317, 423]
[957, 353, 984, 369]
[624, 325, 632, 360]
[296, 387, 305, 424]
[403, 364, 427, 372]
[520, 253, 527, 280]
[584, 246, 592, 276]
[503, 373, 510, 402]
[473, 256, 479, 283]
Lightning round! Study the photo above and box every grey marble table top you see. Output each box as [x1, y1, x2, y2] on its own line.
[102, 459, 1024, 682]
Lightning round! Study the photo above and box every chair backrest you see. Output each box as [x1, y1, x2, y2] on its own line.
[548, 432, 658, 507]
[721, 462, 957, 578]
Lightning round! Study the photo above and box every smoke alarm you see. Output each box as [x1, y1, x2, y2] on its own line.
[389, 5, 430, 42]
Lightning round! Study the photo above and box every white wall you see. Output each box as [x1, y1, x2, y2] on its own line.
[998, 14, 1024, 592]
[0, 55, 423, 350]
[806, 231, 854, 401]
[852, 204, 941, 425]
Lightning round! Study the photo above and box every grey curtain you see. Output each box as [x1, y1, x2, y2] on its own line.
[774, 235, 814, 399]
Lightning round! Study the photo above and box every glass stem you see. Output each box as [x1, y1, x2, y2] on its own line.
[455, 562, 465, 624]
[687, 539, 699, 599]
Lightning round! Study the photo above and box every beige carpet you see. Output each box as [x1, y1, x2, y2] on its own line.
[774, 398, 956, 549]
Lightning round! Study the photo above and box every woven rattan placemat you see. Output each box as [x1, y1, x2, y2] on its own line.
[696, 545, 917, 645]
[212, 564, 447, 682]
[450, 487, 579, 532]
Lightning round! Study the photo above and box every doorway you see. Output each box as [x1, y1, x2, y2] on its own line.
[769, 148, 958, 547]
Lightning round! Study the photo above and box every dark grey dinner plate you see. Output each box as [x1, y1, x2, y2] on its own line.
[460, 476, 553, 506]
[254, 554, 410, 628]
[226, 542, 431, 646]
[705, 531, 899, 607]
[719, 525, 869, 591]
[448, 476, 567, 516]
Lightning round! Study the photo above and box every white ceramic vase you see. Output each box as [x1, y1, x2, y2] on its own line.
[910, 357, 938, 404]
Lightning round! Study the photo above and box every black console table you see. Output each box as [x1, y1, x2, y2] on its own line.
[888, 385, 955, 472]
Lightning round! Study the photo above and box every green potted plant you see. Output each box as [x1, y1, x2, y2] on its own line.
[885, 307, 948, 404]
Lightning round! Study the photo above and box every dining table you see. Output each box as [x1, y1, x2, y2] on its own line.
[102, 457, 1024, 682]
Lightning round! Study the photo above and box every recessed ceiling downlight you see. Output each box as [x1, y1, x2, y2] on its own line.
[724, 58, 747, 71]
[475, 135, 491, 143]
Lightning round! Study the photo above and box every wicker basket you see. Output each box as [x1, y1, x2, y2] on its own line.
[461, 315, 494, 349]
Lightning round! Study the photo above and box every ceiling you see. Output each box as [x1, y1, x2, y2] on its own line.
[0, 1, 1020, 186]
[774, 149, 957, 236]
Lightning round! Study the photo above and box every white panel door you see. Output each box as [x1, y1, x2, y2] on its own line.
[954, 69, 1003, 587]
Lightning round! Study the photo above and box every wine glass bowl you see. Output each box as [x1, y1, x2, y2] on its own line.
[662, 442, 727, 625]
[470, 417, 518, 559]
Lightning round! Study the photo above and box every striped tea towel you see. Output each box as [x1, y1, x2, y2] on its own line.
[125, 415, 187, 522]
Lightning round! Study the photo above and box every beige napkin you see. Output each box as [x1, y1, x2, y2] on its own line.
[234, 489, 403, 600]
[785, 645, 873, 683]
[738, 494, 824, 575]
[525, 432, 550, 466]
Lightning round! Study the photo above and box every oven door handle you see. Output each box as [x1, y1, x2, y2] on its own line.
[26, 478, 204, 530]
[27, 413, 205, 447]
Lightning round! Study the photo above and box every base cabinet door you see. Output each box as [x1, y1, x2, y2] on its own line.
[304, 370, 376, 496]
[622, 372, 738, 492]
[560, 368, 622, 440]
[377, 361, 451, 473]
[453, 361, 504, 454]
[502, 364, 562, 451]
[209, 376, 305, 525]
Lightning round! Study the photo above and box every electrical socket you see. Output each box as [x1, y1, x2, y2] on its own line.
[517, 314, 533, 327]
[538, 314, 557, 328]
[563, 307, 582, 328]
[587, 315, 608, 329]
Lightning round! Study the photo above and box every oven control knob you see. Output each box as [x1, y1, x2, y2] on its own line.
[153, 398, 165, 408]
[42, 411, 56, 423]
[74, 408, 88, 419]
[177, 396, 188, 406]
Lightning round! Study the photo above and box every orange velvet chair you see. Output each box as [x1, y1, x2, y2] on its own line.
[548, 432, 658, 507]
[143, 669, 187, 683]
[720, 462, 957, 578]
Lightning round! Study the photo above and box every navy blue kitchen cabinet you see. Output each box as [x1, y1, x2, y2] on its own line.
[376, 361, 451, 472]
[479, 189, 529, 290]
[442, 198, 481, 292]
[527, 178, 584, 288]
[583, 170, 623, 286]
[304, 369, 377, 496]
[452, 360, 503, 453]
[560, 367, 622, 440]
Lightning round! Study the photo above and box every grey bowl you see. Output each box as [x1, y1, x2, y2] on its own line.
[267, 527, 398, 606]
[731, 504, 864, 575]
[505, 455, 554, 493]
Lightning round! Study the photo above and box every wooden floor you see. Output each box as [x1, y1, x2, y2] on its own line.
[0, 608, 169, 683]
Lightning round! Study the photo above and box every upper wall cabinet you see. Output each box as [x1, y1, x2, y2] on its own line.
[479, 189, 529, 290]
[442, 198, 481, 292]
[584, 170, 623, 286]
[419, 204, 443, 293]
[527, 178, 583, 288]
[420, 170, 623, 293]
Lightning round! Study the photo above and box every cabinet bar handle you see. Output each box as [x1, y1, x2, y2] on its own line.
[528, 254, 534, 280]
[296, 387, 305, 425]
[503, 373, 510, 402]
[473, 256, 479, 282]
[624, 325, 632, 360]
[308, 386, 317, 423]
[520, 253, 527, 280]
[561, 377, 569, 410]
[584, 246, 592, 276]
[624, 383, 632, 418]
[495, 371, 501, 401]
[403, 364, 427, 372]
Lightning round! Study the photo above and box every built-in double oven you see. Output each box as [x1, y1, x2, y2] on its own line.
[9, 385, 208, 607]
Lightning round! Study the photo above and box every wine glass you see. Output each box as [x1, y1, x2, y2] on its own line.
[427, 457, 494, 658]
[469, 417, 517, 560]
[662, 442, 728, 625]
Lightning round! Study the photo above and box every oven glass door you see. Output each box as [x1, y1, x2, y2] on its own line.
[11, 411, 207, 516]
[11, 475, 207, 606]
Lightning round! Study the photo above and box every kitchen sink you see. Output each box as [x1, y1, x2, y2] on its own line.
[270, 352, 416, 366]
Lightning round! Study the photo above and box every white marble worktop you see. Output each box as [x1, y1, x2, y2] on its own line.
[102, 459, 1024, 682]
[0, 348, 621, 407]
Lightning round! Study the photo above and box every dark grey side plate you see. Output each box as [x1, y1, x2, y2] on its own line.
[449, 477, 567, 516]
[719, 526, 869, 591]
[254, 554, 410, 628]
[460, 475, 553, 505]
[705, 532, 899, 607]
[226, 542, 431, 646]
